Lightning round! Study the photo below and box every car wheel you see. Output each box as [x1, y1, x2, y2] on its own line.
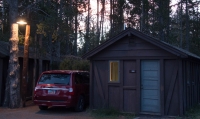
[39, 106, 48, 110]
[75, 95, 85, 112]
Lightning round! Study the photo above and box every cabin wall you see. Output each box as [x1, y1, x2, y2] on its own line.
[91, 58, 183, 115]
[182, 60, 200, 114]
[164, 59, 180, 115]
[88, 32, 200, 117]
[0, 58, 3, 105]
[91, 60, 138, 113]
[92, 60, 108, 109]
[90, 36, 185, 116]
[0, 57, 9, 106]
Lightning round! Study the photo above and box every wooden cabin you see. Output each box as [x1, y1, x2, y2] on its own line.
[82, 28, 200, 116]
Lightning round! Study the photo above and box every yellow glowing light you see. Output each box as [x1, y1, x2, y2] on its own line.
[17, 20, 27, 25]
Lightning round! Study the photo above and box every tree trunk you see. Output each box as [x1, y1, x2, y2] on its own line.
[152, 0, 155, 36]
[185, 0, 190, 51]
[180, 0, 183, 48]
[3, 0, 21, 108]
[110, 0, 113, 37]
[74, 0, 78, 55]
[97, 0, 100, 45]
[119, 0, 124, 32]
[3, 24, 21, 108]
[100, 0, 105, 40]
[141, 0, 145, 32]
[159, 0, 164, 41]
[21, 25, 30, 107]
[85, 0, 90, 53]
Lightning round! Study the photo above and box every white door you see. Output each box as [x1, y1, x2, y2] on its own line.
[141, 60, 160, 113]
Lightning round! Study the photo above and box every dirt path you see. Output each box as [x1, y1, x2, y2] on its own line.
[0, 101, 93, 119]
[0, 101, 181, 119]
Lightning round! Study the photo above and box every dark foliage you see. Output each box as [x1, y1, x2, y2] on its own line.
[59, 56, 89, 71]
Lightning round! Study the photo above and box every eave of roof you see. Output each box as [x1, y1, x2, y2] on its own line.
[82, 28, 200, 60]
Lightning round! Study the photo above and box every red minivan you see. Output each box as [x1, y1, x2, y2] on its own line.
[34, 70, 89, 112]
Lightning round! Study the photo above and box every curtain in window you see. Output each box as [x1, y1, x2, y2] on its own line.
[110, 61, 119, 82]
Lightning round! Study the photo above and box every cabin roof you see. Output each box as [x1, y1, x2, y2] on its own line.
[82, 27, 200, 60]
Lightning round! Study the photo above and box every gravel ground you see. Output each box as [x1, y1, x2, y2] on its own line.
[0, 101, 178, 119]
[0, 101, 93, 119]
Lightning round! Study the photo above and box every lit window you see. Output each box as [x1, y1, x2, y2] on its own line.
[109, 61, 119, 82]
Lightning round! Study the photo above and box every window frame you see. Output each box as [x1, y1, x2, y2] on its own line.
[109, 60, 120, 83]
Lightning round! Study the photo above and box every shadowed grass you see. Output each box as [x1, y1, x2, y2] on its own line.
[87, 104, 200, 119]
[184, 104, 200, 119]
[89, 108, 135, 119]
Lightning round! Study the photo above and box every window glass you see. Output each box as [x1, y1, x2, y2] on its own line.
[82, 73, 89, 84]
[38, 74, 70, 85]
[110, 61, 119, 82]
[74, 73, 90, 84]
[75, 74, 82, 84]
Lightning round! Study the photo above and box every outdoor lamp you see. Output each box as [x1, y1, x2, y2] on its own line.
[16, 16, 28, 25]
[16, 16, 30, 107]
[17, 20, 27, 25]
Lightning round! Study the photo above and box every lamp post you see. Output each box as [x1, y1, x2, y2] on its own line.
[17, 19, 30, 107]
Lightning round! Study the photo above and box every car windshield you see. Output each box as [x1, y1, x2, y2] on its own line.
[38, 74, 70, 85]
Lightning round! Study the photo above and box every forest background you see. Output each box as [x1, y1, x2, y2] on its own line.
[1, 0, 200, 59]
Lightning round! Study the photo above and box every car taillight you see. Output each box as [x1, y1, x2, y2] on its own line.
[35, 86, 39, 91]
[69, 87, 74, 95]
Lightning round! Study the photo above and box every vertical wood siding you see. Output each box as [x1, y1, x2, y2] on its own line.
[109, 86, 120, 109]
[164, 60, 179, 115]
[92, 61, 108, 109]
[89, 62, 93, 108]
[183, 60, 187, 114]
[183, 60, 200, 113]
[0, 59, 2, 105]
[1, 57, 9, 106]
[178, 59, 183, 116]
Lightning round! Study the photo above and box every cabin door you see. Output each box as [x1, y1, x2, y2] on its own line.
[123, 60, 137, 112]
[141, 60, 160, 113]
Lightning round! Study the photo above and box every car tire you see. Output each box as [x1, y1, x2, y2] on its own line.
[75, 95, 85, 112]
[39, 106, 48, 110]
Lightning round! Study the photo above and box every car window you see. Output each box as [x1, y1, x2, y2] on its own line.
[82, 73, 89, 84]
[38, 74, 70, 85]
[75, 73, 82, 84]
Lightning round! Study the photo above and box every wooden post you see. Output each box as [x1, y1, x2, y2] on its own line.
[21, 24, 30, 107]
